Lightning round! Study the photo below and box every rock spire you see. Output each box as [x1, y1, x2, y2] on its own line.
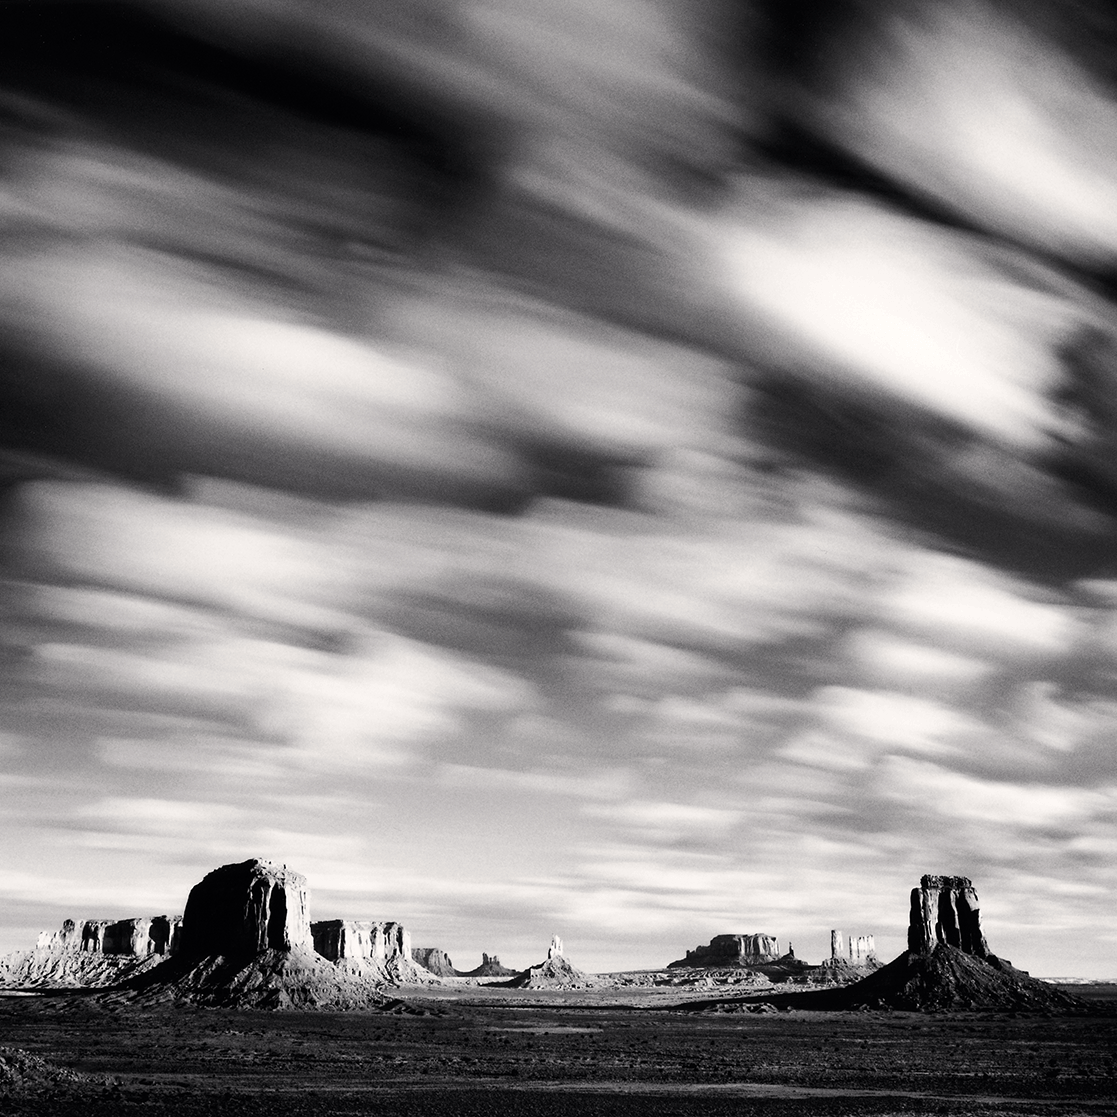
[907, 874, 988, 957]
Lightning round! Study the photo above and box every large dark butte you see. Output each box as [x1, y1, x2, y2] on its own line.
[110, 860, 386, 1009]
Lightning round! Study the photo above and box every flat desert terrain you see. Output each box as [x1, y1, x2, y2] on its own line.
[2, 984, 1116, 1116]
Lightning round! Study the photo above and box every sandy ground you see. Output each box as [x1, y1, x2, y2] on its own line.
[2, 982, 1115, 1115]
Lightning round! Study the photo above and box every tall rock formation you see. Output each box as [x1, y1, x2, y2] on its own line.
[907, 875, 988, 957]
[504, 936, 594, 989]
[179, 860, 312, 958]
[828, 930, 877, 965]
[669, 933, 781, 968]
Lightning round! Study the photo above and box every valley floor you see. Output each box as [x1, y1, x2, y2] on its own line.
[1, 983, 1115, 1115]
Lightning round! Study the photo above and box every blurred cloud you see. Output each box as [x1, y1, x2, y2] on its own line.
[828, 0, 1117, 264]
[724, 190, 1081, 449]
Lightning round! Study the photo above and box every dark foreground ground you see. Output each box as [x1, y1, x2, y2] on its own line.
[1, 984, 1116, 1116]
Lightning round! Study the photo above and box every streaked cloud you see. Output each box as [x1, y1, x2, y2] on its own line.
[830, 1, 1117, 263]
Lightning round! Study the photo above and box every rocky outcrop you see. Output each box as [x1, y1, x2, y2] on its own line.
[180, 859, 312, 958]
[310, 919, 421, 980]
[503, 940, 594, 989]
[411, 947, 459, 977]
[2, 913, 181, 989]
[35, 920, 80, 952]
[826, 930, 878, 966]
[462, 953, 518, 978]
[668, 933, 781, 968]
[682, 875, 1082, 1014]
[118, 862, 419, 1007]
[908, 875, 988, 957]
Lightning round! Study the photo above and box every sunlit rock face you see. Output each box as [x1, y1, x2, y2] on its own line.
[36, 920, 80, 951]
[848, 934, 876, 963]
[36, 916, 180, 957]
[547, 934, 564, 959]
[410, 947, 458, 977]
[310, 919, 412, 965]
[180, 859, 312, 958]
[829, 930, 877, 964]
[669, 933, 781, 968]
[908, 874, 989, 957]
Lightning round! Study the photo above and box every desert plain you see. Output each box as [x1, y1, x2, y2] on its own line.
[3, 980, 1117, 1117]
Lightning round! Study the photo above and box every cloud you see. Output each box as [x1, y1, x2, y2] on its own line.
[723, 189, 1083, 450]
[437, 763, 631, 802]
[844, 629, 995, 697]
[583, 800, 741, 844]
[881, 552, 1079, 660]
[879, 756, 1114, 829]
[830, 0, 1117, 264]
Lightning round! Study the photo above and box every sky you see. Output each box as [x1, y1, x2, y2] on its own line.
[1, 0, 1117, 979]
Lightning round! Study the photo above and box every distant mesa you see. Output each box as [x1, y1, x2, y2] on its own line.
[0, 859, 417, 1007]
[824, 929, 879, 969]
[127, 859, 391, 1008]
[39, 914, 181, 958]
[410, 947, 459, 978]
[461, 952, 518, 978]
[668, 933, 782, 969]
[311, 918, 421, 981]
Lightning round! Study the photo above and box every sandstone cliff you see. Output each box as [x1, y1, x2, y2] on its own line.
[410, 947, 460, 977]
[908, 874, 989, 957]
[119, 861, 388, 1007]
[1, 913, 182, 989]
[668, 933, 781, 969]
[180, 860, 312, 958]
[825, 930, 879, 968]
[310, 919, 429, 983]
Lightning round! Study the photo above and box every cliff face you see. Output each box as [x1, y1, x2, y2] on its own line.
[311, 920, 413, 965]
[908, 875, 989, 957]
[411, 947, 459, 977]
[828, 930, 877, 965]
[34, 916, 181, 958]
[3, 914, 181, 989]
[180, 860, 312, 958]
[669, 933, 781, 968]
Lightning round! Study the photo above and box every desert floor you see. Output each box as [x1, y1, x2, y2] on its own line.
[2, 983, 1115, 1115]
